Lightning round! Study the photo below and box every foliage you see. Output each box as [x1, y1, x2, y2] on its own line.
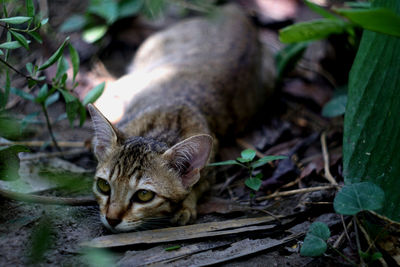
[0, 145, 30, 181]
[342, 0, 400, 222]
[300, 222, 330, 257]
[59, 0, 215, 43]
[208, 149, 287, 191]
[0, 1, 105, 146]
[333, 182, 385, 215]
[28, 215, 54, 263]
[321, 87, 347, 118]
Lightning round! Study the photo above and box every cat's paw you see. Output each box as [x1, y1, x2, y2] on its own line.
[171, 204, 197, 226]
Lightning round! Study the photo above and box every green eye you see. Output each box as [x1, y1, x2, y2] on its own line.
[135, 190, 155, 203]
[97, 178, 111, 195]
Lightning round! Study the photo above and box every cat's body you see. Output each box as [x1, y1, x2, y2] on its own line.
[89, 5, 274, 232]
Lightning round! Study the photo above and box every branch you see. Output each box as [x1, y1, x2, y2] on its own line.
[0, 186, 97, 206]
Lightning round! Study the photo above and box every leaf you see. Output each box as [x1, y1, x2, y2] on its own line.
[28, 31, 42, 44]
[38, 37, 69, 71]
[83, 82, 105, 105]
[82, 248, 115, 267]
[0, 16, 32, 24]
[10, 30, 29, 50]
[300, 222, 330, 257]
[142, 0, 165, 19]
[335, 8, 400, 37]
[165, 245, 181, 251]
[59, 15, 87, 32]
[40, 18, 49, 26]
[26, 62, 33, 74]
[88, 0, 119, 24]
[29, 217, 53, 263]
[240, 149, 256, 162]
[334, 182, 385, 215]
[82, 25, 108, 43]
[342, 0, 400, 221]
[251, 155, 287, 168]
[11, 88, 35, 101]
[304, 0, 339, 20]
[0, 41, 22, 49]
[322, 93, 347, 118]
[0, 49, 3, 56]
[118, 0, 144, 19]
[55, 56, 69, 80]
[276, 42, 308, 79]
[245, 177, 262, 191]
[69, 44, 80, 82]
[279, 19, 348, 43]
[59, 89, 79, 126]
[26, 0, 35, 17]
[45, 92, 60, 107]
[78, 102, 87, 126]
[35, 84, 48, 103]
[0, 145, 30, 181]
[207, 160, 241, 167]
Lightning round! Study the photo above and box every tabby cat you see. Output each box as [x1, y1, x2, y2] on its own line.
[88, 5, 274, 232]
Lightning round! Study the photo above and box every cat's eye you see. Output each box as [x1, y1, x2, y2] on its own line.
[97, 178, 111, 195]
[134, 190, 155, 203]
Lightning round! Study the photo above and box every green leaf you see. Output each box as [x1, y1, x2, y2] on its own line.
[38, 37, 69, 71]
[59, 15, 87, 32]
[40, 18, 49, 26]
[35, 84, 48, 103]
[276, 42, 308, 79]
[0, 16, 32, 24]
[10, 30, 29, 50]
[26, 62, 33, 74]
[300, 222, 330, 257]
[88, 0, 119, 24]
[82, 25, 108, 43]
[344, 2, 371, 9]
[29, 217, 53, 263]
[45, 92, 60, 107]
[78, 102, 87, 126]
[304, 0, 339, 20]
[251, 155, 287, 168]
[26, 0, 35, 17]
[322, 93, 347, 118]
[59, 90, 79, 126]
[118, 0, 144, 19]
[142, 0, 165, 19]
[207, 160, 241, 167]
[11, 87, 35, 101]
[0, 49, 3, 56]
[0, 41, 22, 49]
[334, 182, 385, 215]
[342, 0, 400, 221]
[165, 245, 181, 251]
[83, 82, 105, 105]
[245, 176, 262, 191]
[55, 56, 69, 80]
[0, 145, 30, 181]
[28, 31, 43, 43]
[335, 8, 400, 37]
[69, 44, 80, 82]
[240, 149, 256, 162]
[279, 19, 348, 43]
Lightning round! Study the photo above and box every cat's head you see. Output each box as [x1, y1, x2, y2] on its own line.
[88, 104, 212, 232]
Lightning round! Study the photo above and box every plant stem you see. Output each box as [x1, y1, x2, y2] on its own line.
[0, 56, 27, 78]
[328, 243, 358, 266]
[41, 104, 61, 152]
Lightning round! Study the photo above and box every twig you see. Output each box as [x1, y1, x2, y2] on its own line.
[333, 219, 353, 249]
[320, 132, 338, 185]
[357, 220, 388, 267]
[41, 104, 61, 151]
[0, 141, 86, 148]
[20, 148, 90, 161]
[0, 186, 96, 206]
[256, 185, 336, 201]
[354, 217, 366, 267]
[328, 243, 358, 266]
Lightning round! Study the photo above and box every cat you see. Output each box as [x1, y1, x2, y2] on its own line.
[88, 4, 275, 233]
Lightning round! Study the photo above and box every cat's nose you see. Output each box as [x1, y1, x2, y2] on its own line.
[106, 217, 121, 227]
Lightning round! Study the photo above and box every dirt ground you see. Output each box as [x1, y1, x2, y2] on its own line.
[0, 0, 363, 266]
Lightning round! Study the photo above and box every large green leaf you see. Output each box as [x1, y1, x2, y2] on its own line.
[300, 222, 330, 257]
[343, 0, 400, 221]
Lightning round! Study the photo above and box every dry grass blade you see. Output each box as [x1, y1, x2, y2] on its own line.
[83, 215, 286, 248]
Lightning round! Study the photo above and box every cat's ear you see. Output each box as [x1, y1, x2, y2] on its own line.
[163, 134, 213, 189]
[88, 104, 124, 161]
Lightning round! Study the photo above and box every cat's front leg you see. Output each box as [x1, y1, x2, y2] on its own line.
[171, 178, 211, 225]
